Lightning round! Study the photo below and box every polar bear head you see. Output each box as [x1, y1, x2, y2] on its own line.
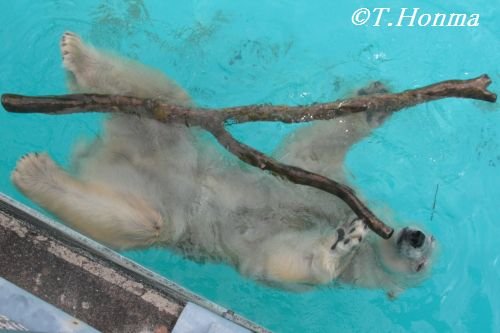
[340, 225, 437, 293]
[394, 227, 436, 272]
[373, 226, 436, 290]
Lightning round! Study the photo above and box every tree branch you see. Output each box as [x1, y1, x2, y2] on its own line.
[2, 75, 496, 124]
[203, 121, 394, 238]
[1, 75, 496, 239]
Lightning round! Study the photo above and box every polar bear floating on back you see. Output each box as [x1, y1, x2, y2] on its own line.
[12, 32, 435, 293]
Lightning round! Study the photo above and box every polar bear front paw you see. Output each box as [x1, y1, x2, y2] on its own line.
[330, 218, 368, 257]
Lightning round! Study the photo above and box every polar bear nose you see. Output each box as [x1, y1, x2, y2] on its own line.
[408, 230, 425, 248]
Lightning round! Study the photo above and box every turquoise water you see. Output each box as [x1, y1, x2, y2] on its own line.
[0, 1, 499, 332]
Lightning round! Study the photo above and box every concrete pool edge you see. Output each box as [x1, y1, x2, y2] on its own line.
[0, 192, 270, 333]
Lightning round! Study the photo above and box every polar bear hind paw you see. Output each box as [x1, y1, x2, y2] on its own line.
[12, 153, 60, 193]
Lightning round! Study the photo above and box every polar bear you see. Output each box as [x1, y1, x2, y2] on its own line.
[12, 32, 435, 292]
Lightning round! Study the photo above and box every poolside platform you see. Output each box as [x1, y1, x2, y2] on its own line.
[0, 193, 269, 333]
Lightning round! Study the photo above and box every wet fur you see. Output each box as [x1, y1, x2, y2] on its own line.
[12, 32, 434, 291]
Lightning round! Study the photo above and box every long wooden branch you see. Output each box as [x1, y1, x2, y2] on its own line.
[1, 75, 496, 239]
[2, 75, 495, 125]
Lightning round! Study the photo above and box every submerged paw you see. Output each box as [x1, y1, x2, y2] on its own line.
[60, 31, 89, 73]
[330, 218, 368, 255]
[11, 153, 59, 191]
[347, 218, 368, 240]
[356, 81, 389, 96]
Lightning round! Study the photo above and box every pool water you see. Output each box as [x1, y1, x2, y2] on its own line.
[0, 1, 498, 332]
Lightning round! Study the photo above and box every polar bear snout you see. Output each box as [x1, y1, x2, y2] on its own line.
[395, 227, 435, 265]
[399, 228, 426, 248]
[409, 230, 425, 248]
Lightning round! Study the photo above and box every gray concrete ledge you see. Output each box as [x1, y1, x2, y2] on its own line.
[0, 193, 269, 333]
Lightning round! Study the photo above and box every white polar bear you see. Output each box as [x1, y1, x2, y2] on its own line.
[12, 32, 435, 292]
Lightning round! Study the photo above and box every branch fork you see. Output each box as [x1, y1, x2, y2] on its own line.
[2, 75, 496, 239]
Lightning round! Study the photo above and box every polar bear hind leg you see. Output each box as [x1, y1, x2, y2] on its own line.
[12, 153, 165, 249]
[60, 31, 191, 105]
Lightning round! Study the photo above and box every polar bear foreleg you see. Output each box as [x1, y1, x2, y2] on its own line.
[12, 153, 165, 250]
[245, 219, 368, 284]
